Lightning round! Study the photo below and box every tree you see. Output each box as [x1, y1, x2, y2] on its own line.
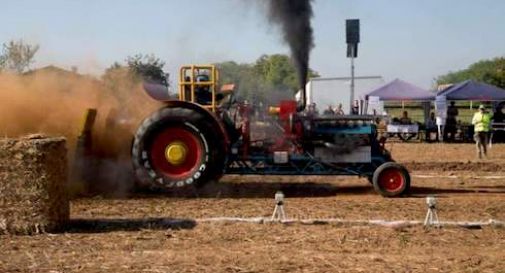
[436, 57, 505, 89]
[253, 54, 319, 91]
[215, 61, 262, 101]
[0, 40, 40, 73]
[126, 54, 167, 86]
[216, 54, 319, 103]
[101, 61, 143, 105]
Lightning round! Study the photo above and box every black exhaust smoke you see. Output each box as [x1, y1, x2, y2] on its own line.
[265, 0, 314, 111]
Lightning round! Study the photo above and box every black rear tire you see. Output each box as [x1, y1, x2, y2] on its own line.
[132, 107, 226, 191]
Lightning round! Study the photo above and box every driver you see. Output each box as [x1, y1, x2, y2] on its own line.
[195, 74, 212, 104]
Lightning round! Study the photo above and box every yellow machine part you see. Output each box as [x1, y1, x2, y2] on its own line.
[164, 141, 188, 166]
[178, 65, 219, 113]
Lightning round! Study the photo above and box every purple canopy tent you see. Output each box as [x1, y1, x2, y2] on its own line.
[365, 79, 434, 125]
[436, 81, 505, 143]
[437, 80, 505, 101]
[366, 79, 435, 101]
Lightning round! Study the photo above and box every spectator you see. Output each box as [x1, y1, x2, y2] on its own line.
[351, 100, 359, 115]
[306, 102, 319, 116]
[472, 105, 492, 159]
[323, 105, 335, 115]
[492, 105, 505, 143]
[334, 103, 345, 115]
[399, 111, 412, 125]
[444, 101, 458, 141]
[493, 105, 505, 123]
[425, 112, 438, 142]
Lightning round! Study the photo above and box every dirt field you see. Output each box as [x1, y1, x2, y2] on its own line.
[1, 143, 505, 273]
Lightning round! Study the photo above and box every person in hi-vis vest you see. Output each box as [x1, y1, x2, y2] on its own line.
[472, 105, 492, 159]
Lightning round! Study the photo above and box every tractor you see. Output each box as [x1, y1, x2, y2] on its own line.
[132, 65, 410, 197]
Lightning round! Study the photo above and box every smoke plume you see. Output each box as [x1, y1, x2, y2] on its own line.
[265, 0, 314, 89]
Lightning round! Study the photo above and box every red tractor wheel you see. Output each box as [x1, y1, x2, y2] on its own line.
[372, 162, 410, 197]
[149, 127, 205, 183]
[132, 107, 226, 190]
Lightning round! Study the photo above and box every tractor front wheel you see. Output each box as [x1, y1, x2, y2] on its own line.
[372, 162, 410, 197]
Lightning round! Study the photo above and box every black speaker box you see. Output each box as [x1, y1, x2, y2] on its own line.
[346, 19, 360, 44]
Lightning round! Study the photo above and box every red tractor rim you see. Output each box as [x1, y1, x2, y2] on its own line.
[150, 127, 203, 180]
[378, 168, 405, 193]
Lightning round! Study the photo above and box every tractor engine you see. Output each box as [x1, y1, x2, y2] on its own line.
[233, 99, 374, 166]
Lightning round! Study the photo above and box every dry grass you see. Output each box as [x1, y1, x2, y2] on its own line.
[0, 135, 69, 234]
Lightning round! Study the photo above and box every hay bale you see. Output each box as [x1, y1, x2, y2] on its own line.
[0, 134, 69, 234]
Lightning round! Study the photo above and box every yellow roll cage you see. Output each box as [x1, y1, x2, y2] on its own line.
[178, 65, 219, 113]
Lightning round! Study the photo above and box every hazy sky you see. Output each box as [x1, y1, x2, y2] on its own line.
[2, 0, 504, 88]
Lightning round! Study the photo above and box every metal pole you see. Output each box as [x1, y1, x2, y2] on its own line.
[350, 46, 355, 114]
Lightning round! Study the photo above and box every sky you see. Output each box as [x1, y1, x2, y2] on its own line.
[1, 0, 504, 89]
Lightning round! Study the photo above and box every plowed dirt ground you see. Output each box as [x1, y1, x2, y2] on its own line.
[1, 143, 504, 273]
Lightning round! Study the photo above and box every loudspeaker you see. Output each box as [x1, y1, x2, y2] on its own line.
[346, 19, 360, 44]
[347, 44, 358, 58]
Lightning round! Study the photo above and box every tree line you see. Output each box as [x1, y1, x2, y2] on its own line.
[2, 39, 503, 101]
[0, 39, 320, 103]
[436, 57, 505, 89]
[216, 54, 319, 102]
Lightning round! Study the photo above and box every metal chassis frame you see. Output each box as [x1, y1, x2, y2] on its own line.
[224, 115, 390, 178]
[225, 152, 388, 178]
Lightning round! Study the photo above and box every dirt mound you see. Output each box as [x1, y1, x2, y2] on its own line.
[0, 135, 69, 234]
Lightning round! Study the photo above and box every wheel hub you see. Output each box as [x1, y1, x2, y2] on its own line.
[380, 169, 404, 192]
[165, 141, 188, 166]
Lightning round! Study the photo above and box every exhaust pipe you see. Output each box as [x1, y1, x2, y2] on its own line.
[297, 86, 307, 112]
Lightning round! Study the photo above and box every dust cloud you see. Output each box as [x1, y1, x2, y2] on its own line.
[0, 68, 161, 196]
